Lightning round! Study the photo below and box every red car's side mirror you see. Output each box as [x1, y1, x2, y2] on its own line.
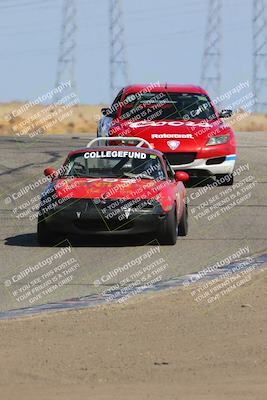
[175, 171, 190, 182]
[44, 167, 57, 179]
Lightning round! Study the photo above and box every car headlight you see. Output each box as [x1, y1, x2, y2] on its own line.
[207, 135, 230, 146]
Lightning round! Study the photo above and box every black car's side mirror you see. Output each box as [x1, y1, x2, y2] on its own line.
[219, 109, 233, 118]
[101, 107, 116, 118]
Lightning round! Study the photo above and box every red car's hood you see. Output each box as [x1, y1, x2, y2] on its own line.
[54, 178, 166, 200]
[111, 119, 231, 152]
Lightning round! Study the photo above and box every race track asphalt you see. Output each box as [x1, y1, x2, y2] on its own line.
[0, 132, 266, 313]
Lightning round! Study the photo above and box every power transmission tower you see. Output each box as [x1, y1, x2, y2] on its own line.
[55, 0, 77, 99]
[109, 0, 129, 100]
[253, 0, 267, 112]
[201, 0, 222, 97]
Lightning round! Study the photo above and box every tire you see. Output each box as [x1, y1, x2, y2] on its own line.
[157, 207, 177, 245]
[37, 214, 57, 246]
[216, 173, 234, 186]
[178, 203, 188, 236]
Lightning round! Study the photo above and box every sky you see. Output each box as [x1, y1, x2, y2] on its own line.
[0, 0, 253, 105]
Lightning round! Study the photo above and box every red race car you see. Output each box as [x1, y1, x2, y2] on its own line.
[98, 84, 236, 185]
[37, 138, 189, 246]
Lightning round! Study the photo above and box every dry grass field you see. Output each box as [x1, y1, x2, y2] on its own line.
[0, 102, 267, 136]
[0, 102, 103, 136]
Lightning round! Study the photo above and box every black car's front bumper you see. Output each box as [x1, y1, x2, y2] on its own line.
[39, 198, 167, 236]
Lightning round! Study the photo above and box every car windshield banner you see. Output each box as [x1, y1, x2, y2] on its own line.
[84, 150, 147, 159]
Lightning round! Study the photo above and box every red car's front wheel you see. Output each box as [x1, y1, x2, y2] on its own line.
[178, 204, 188, 236]
[157, 207, 177, 245]
[37, 215, 57, 246]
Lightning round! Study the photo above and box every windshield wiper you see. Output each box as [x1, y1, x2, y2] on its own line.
[123, 172, 155, 180]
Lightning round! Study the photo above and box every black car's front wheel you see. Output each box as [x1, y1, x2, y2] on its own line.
[157, 207, 177, 245]
[178, 203, 188, 236]
[37, 214, 57, 246]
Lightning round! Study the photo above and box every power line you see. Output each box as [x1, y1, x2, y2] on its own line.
[252, 0, 267, 112]
[201, 0, 222, 97]
[0, 0, 55, 10]
[55, 0, 77, 98]
[109, 0, 129, 100]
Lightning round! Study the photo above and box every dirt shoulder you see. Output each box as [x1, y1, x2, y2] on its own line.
[0, 270, 266, 400]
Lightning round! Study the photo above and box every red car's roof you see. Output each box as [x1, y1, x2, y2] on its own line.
[123, 84, 208, 95]
[67, 146, 163, 158]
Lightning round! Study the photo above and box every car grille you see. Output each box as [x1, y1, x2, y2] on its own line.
[165, 152, 197, 165]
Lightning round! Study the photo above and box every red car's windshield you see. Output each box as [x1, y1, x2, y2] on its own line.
[120, 92, 216, 122]
[63, 151, 166, 180]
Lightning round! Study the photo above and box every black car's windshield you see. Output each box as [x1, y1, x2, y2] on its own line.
[120, 92, 216, 121]
[63, 150, 166, 180]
